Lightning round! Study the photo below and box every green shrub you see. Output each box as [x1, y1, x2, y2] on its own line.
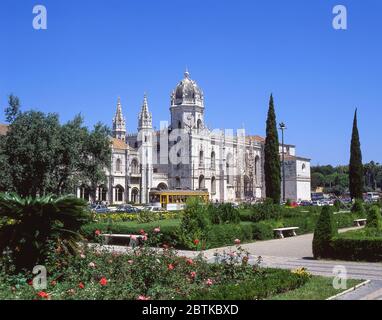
[206, 223, 253, 249]
[81, 219, 181, 247]
[190, 269, 309, 300]
[334, 200, 341, 212]
[207, 203, 240, 225]
[366, 206, 382, 230]
[178, 198, 211, 249]
[330, 236, 382, 262]
[312, 206, 337, 259]
[0, 193, 90, 271]
[352, 199, 366, 216]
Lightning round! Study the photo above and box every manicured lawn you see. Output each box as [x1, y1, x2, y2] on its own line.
[270, 276, 362, 300]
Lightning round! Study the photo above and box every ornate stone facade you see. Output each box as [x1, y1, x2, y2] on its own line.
[82, 71, 311, 204]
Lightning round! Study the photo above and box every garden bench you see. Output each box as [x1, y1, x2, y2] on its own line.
[101, 234, 144, 247]
[354, 219, 367, 227]
[273, 227, 299, 239]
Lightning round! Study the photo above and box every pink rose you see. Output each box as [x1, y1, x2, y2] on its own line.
[154, 227, 161, 233]
[234, 239, 241, 245]
[137, 295, 150, 300]
[205, 279, 214, 286]
[190, 271, 197, 278]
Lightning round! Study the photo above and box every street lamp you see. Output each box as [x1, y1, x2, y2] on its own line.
[279, 122, 286, 203]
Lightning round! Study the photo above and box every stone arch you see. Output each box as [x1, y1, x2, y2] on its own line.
[157, 183, 168, 190]
[199, 175, 205, 190]
[131, 188, 139, 204]
[131, 158, 140, 174]
[211, 176, 216, 194]
[115, 185, 124, 202]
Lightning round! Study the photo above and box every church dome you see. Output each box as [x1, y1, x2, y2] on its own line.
[172, 70, 204, 107]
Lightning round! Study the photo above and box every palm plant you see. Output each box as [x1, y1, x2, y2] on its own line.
[0, 193, 91, 271]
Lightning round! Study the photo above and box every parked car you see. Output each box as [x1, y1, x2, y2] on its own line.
[144, 206, 166, 213]
[92, 204, 110, 214]
[116, 204, 133, 212]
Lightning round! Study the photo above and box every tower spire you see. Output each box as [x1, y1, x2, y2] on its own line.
[112, 97, 126, 141]
[138, 93, 152, 130]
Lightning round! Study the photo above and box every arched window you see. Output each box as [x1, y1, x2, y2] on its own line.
[116, 158, 122, 172]
[226, 154, 233, 185]
[80, 185, 90, 202]
[131, 159, 139, 174]
[199, 150, 204, 168]
[115, 185, 124, 202]
[175, 177, 181, 189]
[98, 185, 108, 202]
[197, 119, 203, 132]
[199, 175, 205, 190]
[131, 188, 139, 203]
[211, 177, 216, 194]
[157, 183, 168, 190]
[255, 156, 260, 185]
[211, 151, 216, 170]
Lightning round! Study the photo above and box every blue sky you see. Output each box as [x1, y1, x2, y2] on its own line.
[0, 0, 381, 165]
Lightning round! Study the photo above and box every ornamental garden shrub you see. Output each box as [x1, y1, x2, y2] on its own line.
[0, 193, 90, 271]
[312, 206, 338, 259]
[207, 203, 240, 225]
[351, 199, 366, 216]
[179, 197, 211, 249]
[334, 200, 341, 212]
[206, 223, 253, 249]
[366, 205, 382, 230]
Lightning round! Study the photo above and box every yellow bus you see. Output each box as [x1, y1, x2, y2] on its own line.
[149, 190, 210, 210]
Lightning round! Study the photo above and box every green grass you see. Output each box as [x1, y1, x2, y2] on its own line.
[270, 276, 362, 300]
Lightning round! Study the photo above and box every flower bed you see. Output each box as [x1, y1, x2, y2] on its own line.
[0, 239, 311, 300]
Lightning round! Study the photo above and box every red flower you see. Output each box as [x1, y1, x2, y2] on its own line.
[28, 280, 33, 286]
[186, 258, 194, 265]
[37, 291, 49, 299]
[190, 271, 197, 279]
[168, 264, 175, 271]
[50, 280, 57, 287]
[95, 230, 101, 236]
[99, 277, 108, 286]
[78, 282, 85, 289]
[193, 239, 200, 246]
[139, 229, 145, 235]
[205, 279, 214, 286]
[234, 239, 241, 245]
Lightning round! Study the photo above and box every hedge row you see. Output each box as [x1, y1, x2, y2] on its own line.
[190, 268, 309, 300]
[330, 237, 382, 262]
[81, 220, 254, 250]
[250, 212, 363, 241]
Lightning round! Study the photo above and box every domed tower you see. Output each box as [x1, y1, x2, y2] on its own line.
[170, 70, 205, 131]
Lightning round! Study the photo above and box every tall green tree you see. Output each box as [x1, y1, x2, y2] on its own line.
[264, 94, 281, 204]
[79, 123, 111, 202]
[5, 94, 20, 123]
[5, 111, 61, 197]
[349, 109, 364, 200]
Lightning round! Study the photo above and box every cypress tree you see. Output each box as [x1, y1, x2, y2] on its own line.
[349, 109, 364, 200]
[264, 94, 281, 204]
[313, 206, 337, 259]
